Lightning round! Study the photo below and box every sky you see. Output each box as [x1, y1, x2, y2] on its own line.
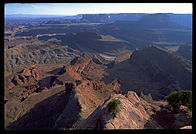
[5, 3, 192, 15]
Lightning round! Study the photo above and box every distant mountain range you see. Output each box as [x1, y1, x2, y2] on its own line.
[5, 14, 82, 19]
[81, 13, 192, 28]
[5, 13, 192, 28]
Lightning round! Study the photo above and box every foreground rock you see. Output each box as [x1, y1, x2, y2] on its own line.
[78, 91, 192, 129]
[78, 91, 161, 129]
[180, 126, 192, 129]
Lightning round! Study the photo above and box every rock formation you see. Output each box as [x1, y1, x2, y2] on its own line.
[78, 91, 161, 129]
[7, 64, 41, 90]
[78, 91, 192, 129]
[180, 126, 192, 129]
[67, 56, 105, 81]
[22, 64, 40, 81]
[66, 57, 90, 80]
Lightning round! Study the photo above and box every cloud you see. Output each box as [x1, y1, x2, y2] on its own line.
[5, 3, 192, 15]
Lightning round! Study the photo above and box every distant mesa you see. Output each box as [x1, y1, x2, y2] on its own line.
[130, 45, 192, 92]
[81, 13, 147, 23]
[137, 13, 171, 26]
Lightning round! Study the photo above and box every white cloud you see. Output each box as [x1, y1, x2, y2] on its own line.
[5, 3, 192, 15]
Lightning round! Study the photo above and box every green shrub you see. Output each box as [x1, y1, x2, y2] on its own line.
[108, 99, 121, 117]
[105, 61, 115, 69]
[166, 90, 192, 113]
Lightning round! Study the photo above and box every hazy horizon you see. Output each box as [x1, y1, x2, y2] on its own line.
[5, 3, 192, 15]
[5, 13, 193, 16]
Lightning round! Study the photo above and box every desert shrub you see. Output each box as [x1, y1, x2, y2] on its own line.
[166, 90, 192, 113]
[108, 99, 121, 117]
[105, 61, 115, 69]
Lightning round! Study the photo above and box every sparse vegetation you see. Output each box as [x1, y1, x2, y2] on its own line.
[166, 90, 192, 113]
[105, 61, 115, 69]
[108, 99, 121, 117]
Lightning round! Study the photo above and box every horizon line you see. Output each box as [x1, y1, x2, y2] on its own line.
[5, 12, 192, 16]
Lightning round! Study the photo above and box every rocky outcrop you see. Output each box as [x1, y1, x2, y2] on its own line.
[78, 91, 161, 129]
[53, 79, 121, 129]
[7, 64, 64, 102]
[8, 65, 41, 91]
[67, 56, 105, 81]
[180, 126, 192, 129]
[67, 57, 90, 80]
[77, 91, 192, 129]
[22, 64, 40, 81]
